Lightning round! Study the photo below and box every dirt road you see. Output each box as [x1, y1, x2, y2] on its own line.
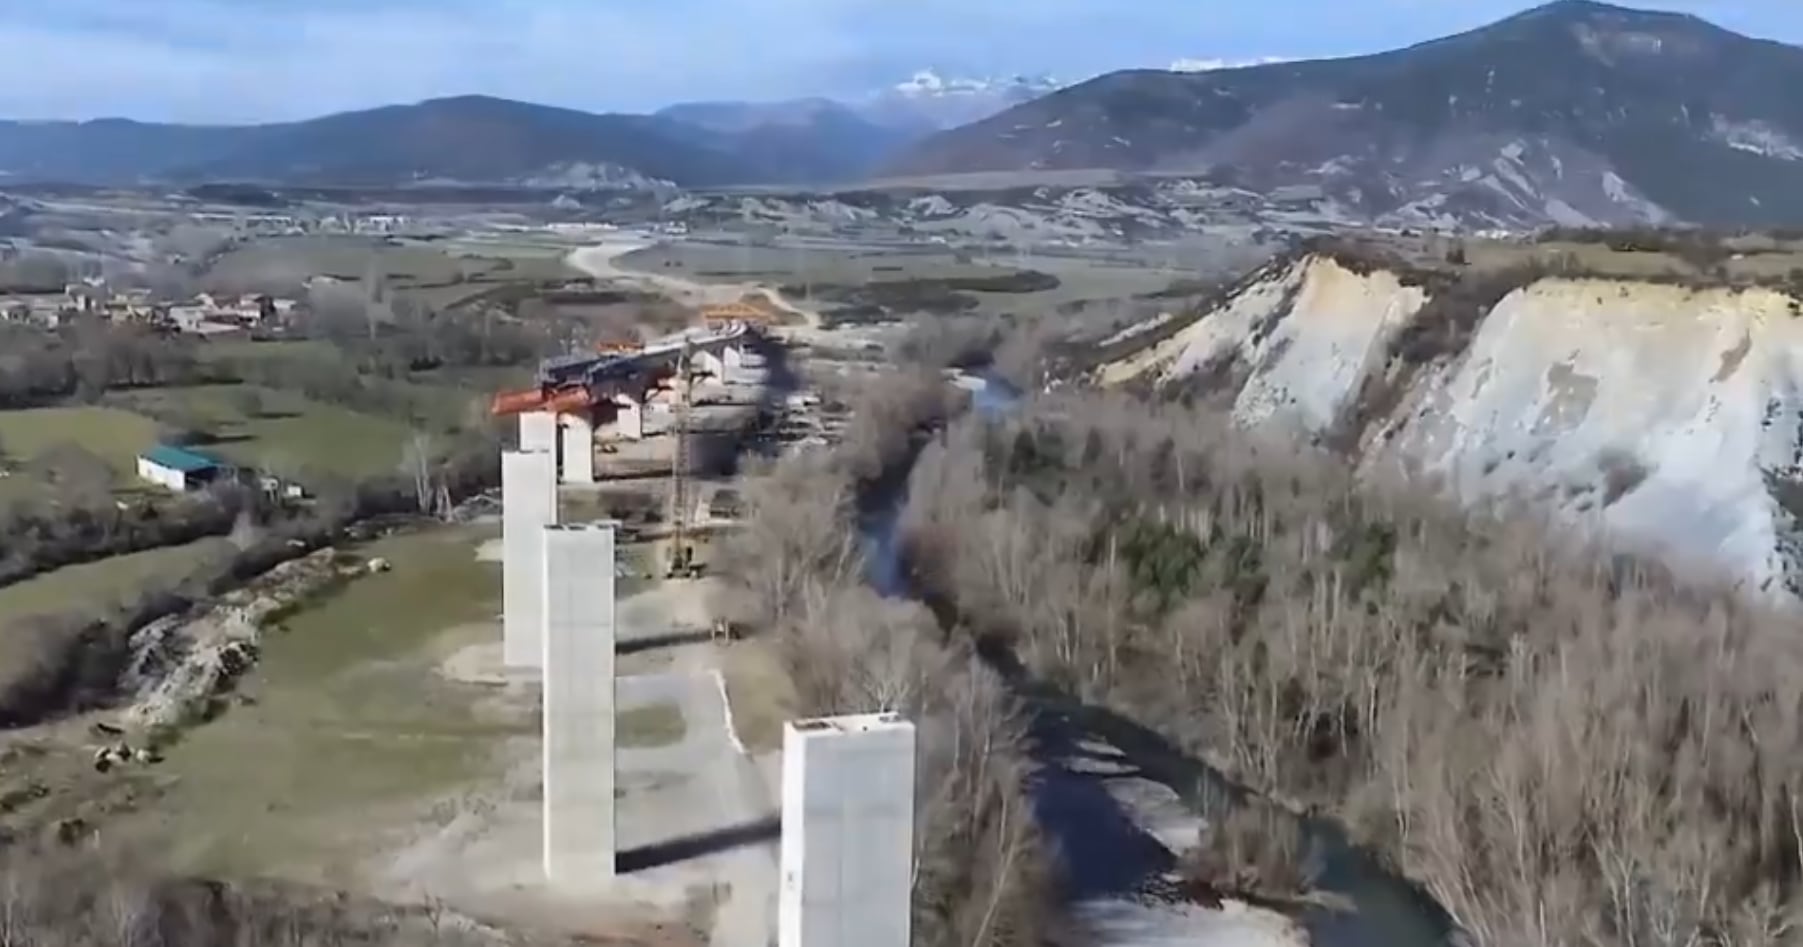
[619, 647, 778, 947]
[566, 241, 822, 333]
[372, 575, 779, 945]
[615, 579, 778, 947]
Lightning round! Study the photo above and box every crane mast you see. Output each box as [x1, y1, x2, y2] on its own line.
[666, 339, 696, 578]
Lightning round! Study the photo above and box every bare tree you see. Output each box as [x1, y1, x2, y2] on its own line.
[400, 431, 437, 516]
[228, 508, 264, 551]
[898, 389, 1803, 946]
[722, 440, 1058, 947]
[100, 875, 155, 947]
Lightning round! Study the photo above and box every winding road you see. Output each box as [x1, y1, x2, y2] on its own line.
[565, 241, 822, 334]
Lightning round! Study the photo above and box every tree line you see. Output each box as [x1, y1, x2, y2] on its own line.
[716, 369, 1055, 947]
[899, 388, 1803, 947]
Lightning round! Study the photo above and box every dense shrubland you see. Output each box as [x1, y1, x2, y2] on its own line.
[0, 849, 551, 947]
[0, 323, 206, 408]
[900, 390, 1803, 947]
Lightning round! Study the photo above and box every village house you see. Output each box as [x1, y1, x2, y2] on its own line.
[0, 292, 69, 327]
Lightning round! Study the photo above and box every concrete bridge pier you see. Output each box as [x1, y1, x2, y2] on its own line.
[540, 522, 618, 884]
[501, 449, 559, 670]
[779, 714, 916, 947]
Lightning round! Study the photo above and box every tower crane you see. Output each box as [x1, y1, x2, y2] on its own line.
[665, 338, 699, 578]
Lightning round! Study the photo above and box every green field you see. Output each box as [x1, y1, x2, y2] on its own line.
[133, 525, 511, 878]
[0, 537, 231, 625]
[617, 242, 1016, 284]
[114, 385, 417, 481]
[195, 337, 339, 368]
[198, 337, 523, 422]
[205, 236, 579, 310]
[0, 406, 161, 473]
[616, 240, 1186, 319]
[0, 406, 166, 502]
[207, 237, 489, 287]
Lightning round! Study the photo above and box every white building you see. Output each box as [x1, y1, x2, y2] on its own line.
[136, 444, 228, 492]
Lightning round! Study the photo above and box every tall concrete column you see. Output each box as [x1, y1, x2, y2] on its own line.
[501, 450, 558, 670]
[693, 350, 725, 380]
[519, 410, 560, 459]
[779, 713, 916, 947]
[541, 522, 617, 884]
[560, 413, 595, 485]
[606, 395, 644, 441]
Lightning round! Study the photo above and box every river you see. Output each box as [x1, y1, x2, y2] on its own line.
[859, 372, 1454, 947]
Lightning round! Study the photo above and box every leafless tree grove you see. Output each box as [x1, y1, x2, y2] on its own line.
[900, 390, 1803, 947]
[0, 849, 527, 947]
[718, 446, 1057, 946]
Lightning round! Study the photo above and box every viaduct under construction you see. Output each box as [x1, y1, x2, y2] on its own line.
[491, 302, 775, 571]
[493, 299, 917, 947]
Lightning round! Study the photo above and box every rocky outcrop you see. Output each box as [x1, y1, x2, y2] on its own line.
[122, 548, 365, 731]
[1092, 247, 1803, 597]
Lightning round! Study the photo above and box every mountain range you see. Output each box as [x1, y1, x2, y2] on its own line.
[7, 2, 1803, 229]
[0, 70, 1056, 191]
[890, 0, 1803, 227]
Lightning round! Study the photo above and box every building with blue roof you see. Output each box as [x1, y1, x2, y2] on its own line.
[135, 443, 231, 492]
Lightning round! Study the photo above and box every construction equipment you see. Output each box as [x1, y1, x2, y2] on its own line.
[490, 387, 549, 417]
[665, 338, 701, 579]
[700, 300, 778, 327]
[488, 384, 595, 417]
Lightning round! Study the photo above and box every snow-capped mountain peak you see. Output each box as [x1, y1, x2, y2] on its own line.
[891, 69, 1060, 100]
[865, 69, 1062, 130]
[1168, 56, 1294, 72]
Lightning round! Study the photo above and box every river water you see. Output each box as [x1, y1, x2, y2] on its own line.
[859, 372, 1453, 947]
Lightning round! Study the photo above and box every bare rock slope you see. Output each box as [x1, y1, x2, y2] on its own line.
[1090, 240, 1803, 597]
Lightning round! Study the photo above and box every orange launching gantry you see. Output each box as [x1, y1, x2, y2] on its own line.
[490, 314, 760, 419]
[489, 385, 595, 417]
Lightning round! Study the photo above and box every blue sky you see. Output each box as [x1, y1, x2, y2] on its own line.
[0, 0, 1795, 123]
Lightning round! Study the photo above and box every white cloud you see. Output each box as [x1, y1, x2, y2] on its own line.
[1168, 56, 1294, 72]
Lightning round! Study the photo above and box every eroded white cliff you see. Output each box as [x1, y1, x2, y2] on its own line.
[1097, 254, 1803, 596]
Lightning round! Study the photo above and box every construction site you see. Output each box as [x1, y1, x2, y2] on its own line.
[0, 257, 910, 947]
[480, 284, 913, 947]
[489, 298, 836, 578]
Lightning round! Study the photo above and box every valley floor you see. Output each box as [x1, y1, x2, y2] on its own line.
[0, 524, 789, 945]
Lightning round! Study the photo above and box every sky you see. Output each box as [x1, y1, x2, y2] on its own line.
[0, 0, 1798, 124]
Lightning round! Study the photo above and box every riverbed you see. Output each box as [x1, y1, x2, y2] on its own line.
[861, 374, 1453, 947]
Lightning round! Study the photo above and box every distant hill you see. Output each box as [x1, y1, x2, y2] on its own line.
[0, 96, 748, 190]
[653, 98, 921, 185]
[0, 71, 1064, 192]
[649, 72, 1064, 185]
[887, 0, 1803, 227]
